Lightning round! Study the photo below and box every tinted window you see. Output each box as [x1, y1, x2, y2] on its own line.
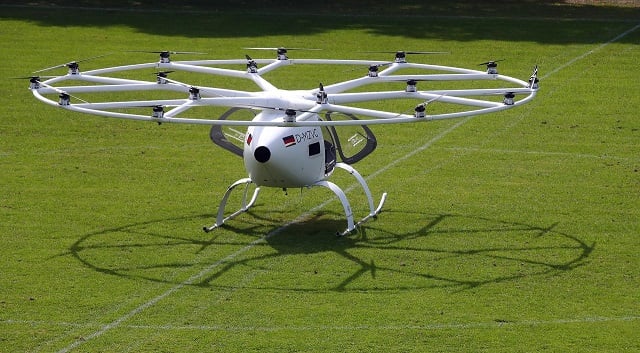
[308, 141, 320, 156]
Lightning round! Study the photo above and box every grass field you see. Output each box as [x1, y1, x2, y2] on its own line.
[1, 2, 639, 352]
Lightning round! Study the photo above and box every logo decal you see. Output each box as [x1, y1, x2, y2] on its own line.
[246, 133, 252, 145]
[283, 135, 296, 147]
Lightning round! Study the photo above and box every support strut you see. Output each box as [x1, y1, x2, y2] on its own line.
[203, 164, 386, 236]
[203, 178, 260, 232]
[316, 163, 387, 236]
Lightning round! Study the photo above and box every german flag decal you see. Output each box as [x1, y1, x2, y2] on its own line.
[282, 135, 296, 147]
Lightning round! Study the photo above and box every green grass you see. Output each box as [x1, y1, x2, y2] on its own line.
[1, 3, 639, 352]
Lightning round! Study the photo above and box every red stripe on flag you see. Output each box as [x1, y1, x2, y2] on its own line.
[283, 135, 296, 147]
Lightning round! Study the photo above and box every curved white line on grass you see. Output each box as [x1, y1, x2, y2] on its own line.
[55, 22, 640, 353]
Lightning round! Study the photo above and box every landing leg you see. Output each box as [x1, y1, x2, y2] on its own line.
[203, 178, 260, 232]
[335, 162, 387, 224]
[312, 180, 355, 236]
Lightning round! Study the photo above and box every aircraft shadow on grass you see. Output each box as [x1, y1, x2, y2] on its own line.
[65, 210, 595, 293]
[2, 2, 638, 45]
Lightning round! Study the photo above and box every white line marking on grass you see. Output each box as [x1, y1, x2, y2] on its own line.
[55, 22, 640, 353]
[52, 116, 470, 353]
[369, 118, 472, 179]
[544, 23, 640, 79]
[55, 236, 269, 353]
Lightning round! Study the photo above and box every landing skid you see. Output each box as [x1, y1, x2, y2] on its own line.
[203, 178, 260, 233]
[320, 163, 387, 236]
[203, 164, 386, 235]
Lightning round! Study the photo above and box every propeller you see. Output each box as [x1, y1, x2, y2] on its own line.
[128, 50, 207, 56]
[243, 47, 321, 60]
[128, 50, 207, 63]
[233, 103, 320, 123]
[36, 80, 89, 105]
[531, 65, 539, 77]
[245, 54, 258, 73]
[13, 75, 58, 89]
[17, 75, 88, 104]
[503, 92, 515, 105]
[528, 65, 539, 88]
[316, 82, 328, 104]
[32, 53, 112, 74]
[345, 62, 393, 77]
[131, 50, 207, 54]
[365, 50, 449, 55]
[479, 59, 505, 74]
[383, 77, 436, 92]
[363, 50, 448, 63]
[156, 75, 191, 87]
[412, 94, 446, 118]
[244, 47, 322, 51]
[13, 75, 58, 79]
[150, 75, 201, 99]
[154, 70, 174, 84]
[478, 59, 506, 66]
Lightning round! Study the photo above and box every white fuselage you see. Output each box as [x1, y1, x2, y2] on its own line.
[243, 111, 328, 188]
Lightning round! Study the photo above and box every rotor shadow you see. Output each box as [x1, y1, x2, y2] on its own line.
[65, 210, 595, 294]
[262, 212, 595, 292]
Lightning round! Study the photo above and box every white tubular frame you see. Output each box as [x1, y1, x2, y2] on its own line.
[30, 55, 538, 127]
[203, 178, 260, 233]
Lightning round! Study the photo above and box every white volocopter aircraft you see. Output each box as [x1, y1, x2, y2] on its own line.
[27, 48, 539, 235]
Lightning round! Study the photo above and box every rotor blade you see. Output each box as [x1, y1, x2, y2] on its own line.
[361, 50, 448, 54]
[235, 104, 318, 114]
[478, 59, 506, 65]
[74, 53, 113, 63]
[12, 75, 58, 79]
[345, 62, 393, 72]
[243, 47, 321, 51]
[425, 93, 446, 104]
[33, 64, 67, 73]
[33, 53, 113, 73]
[128, 50, 206, 54]
[158, 76, 192, 87]
[37, 81, 90, 103]
[36, 81, 66, 94]
[168, 51, 207, 54]
[404, 51, 449, 54]
[281, 48, 322, 51]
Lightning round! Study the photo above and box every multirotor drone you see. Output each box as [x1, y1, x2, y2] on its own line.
[27, 48, 539, 235]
